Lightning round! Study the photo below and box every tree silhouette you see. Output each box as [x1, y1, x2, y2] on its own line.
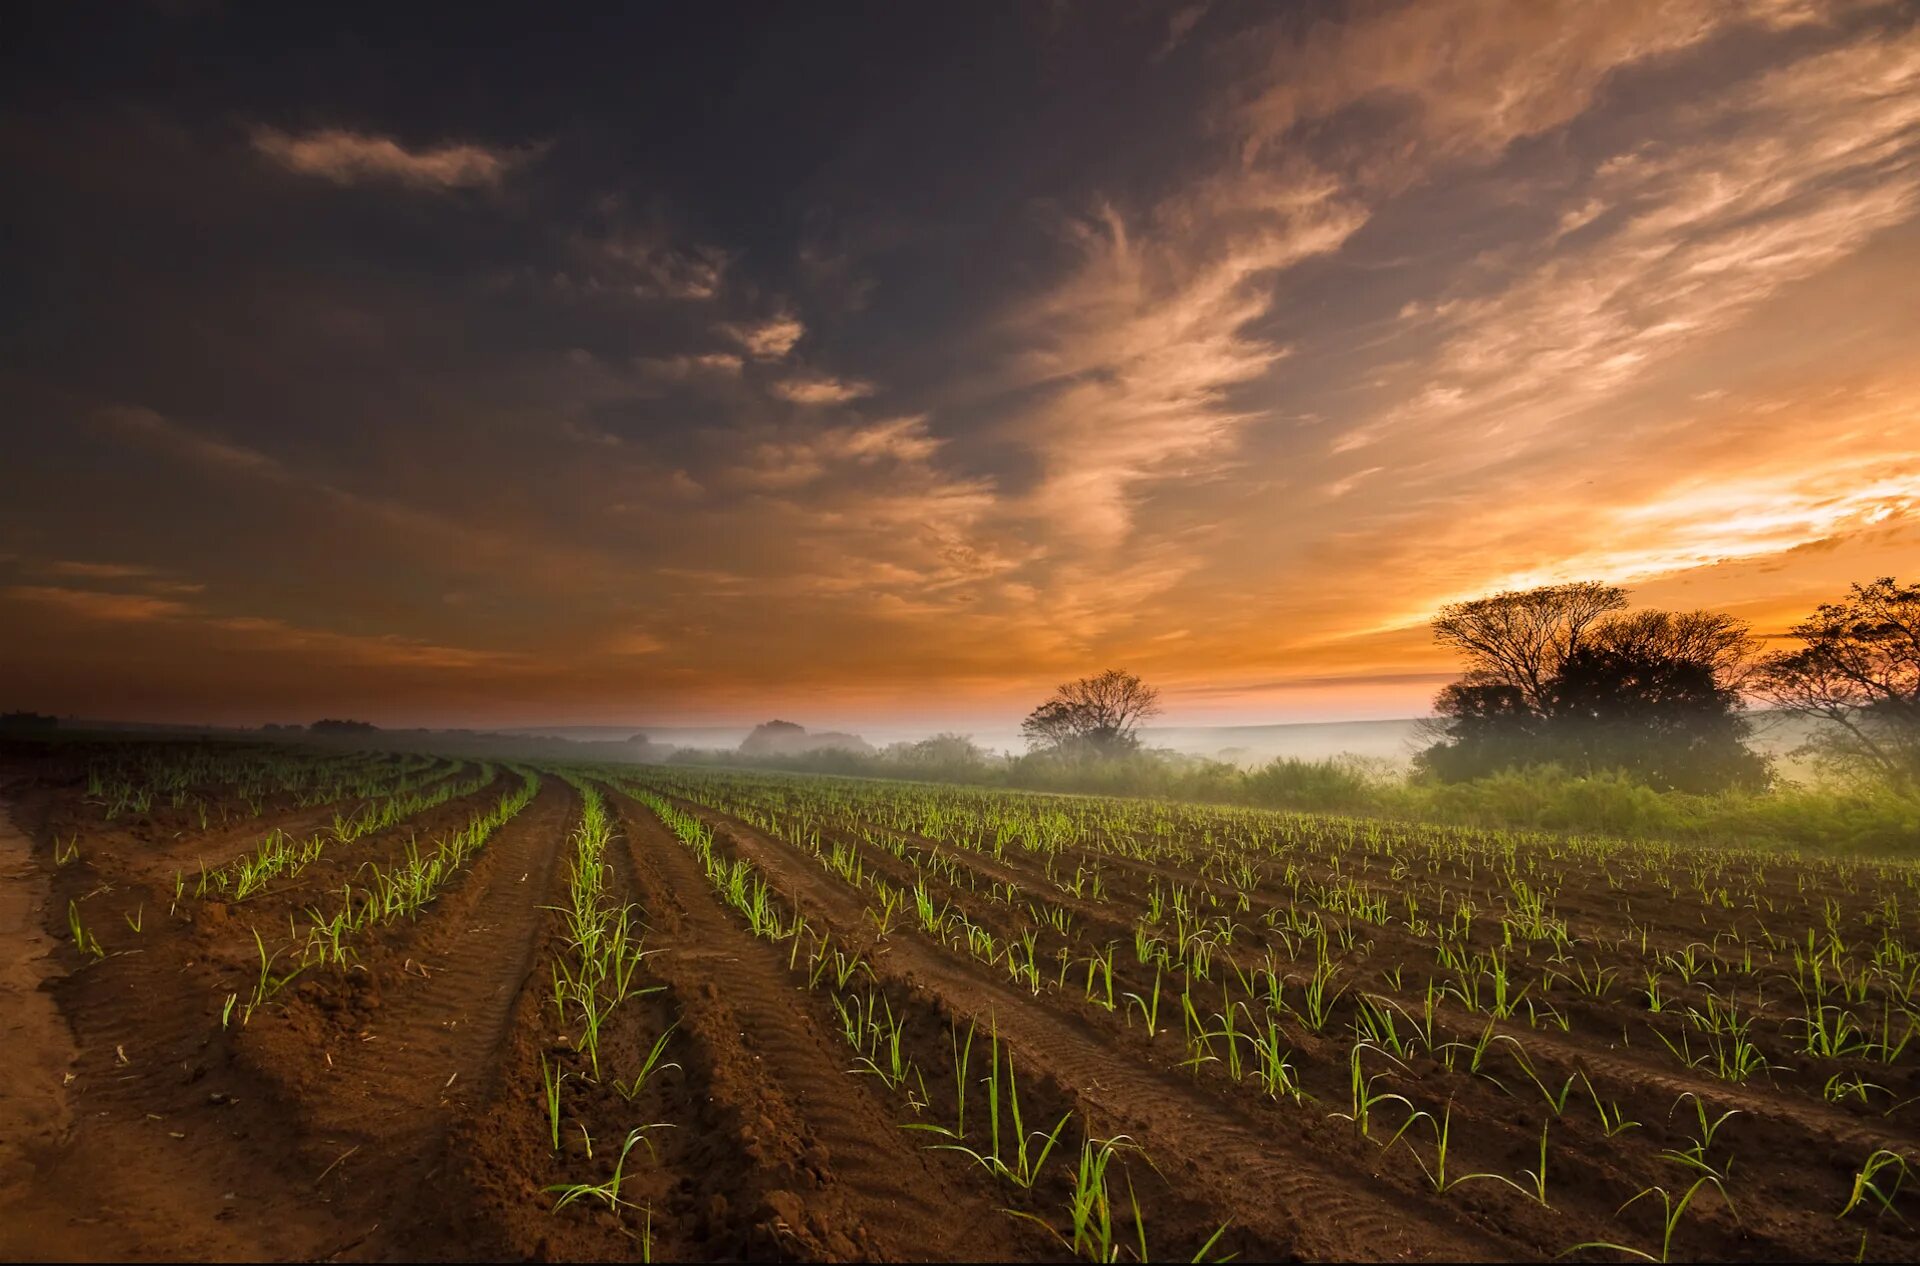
[1431, 582, 1627, 713]
[1021, 669, 1161, 758]
[1549, 639, 1766, 792]
[1755, 577, 1920, 789]
[1420, 584, 1764, 791]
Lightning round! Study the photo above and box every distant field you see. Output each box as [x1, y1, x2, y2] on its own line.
[6, 740, 1918, 1261]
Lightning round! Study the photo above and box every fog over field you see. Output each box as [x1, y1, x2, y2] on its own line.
[511, 712, 1829, 770]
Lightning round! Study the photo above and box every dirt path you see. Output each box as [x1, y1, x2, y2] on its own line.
[0, 779, 85, 1259]
[0, 782, 351, 1261]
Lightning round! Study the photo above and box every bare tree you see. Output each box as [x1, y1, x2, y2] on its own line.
[1431, 582, 1627, 714]
[1021, 669, 1162, 756]
[1754, 577, 1920, 788]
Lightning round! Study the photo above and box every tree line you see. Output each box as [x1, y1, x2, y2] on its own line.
[1021, 577, 1920, 795]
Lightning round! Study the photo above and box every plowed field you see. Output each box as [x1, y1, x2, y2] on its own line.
[4, 744, 1918, 1262]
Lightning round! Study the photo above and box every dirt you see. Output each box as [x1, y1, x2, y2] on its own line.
[0, 774, 82, 1257]
[6, 747, 1920, 1262]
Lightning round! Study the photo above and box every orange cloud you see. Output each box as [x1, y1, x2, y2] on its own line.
[999, 179, 1365, 547]
[721, 313, 806, 359]
[770, 373, 877, 405]
[250, 127, 530, 189]
[6, 582, 518, 673]
[1239, 0, 1827, 173]
[6, 585, 193, 623]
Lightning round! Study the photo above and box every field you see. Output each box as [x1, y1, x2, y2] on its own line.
[4, 740, 1920, 1262]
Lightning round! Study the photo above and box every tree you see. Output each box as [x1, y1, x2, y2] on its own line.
[1431, 582, 1627, 712]
[1549, 640, 1767, 792]
[1754, 577, 1920, 789]
[1586, 609, 1758, 685]
[1416, 679, 1539, 782]
[1021, 669, 1161, 757]
[885, 733, 994, 779]
[739, 720, 874, 758]
[1419, 583, 1764, 791]
[897, 733, 990, 765]
[310, 718, 378, 734]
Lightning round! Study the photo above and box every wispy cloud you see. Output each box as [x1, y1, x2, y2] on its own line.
[770, 372, 876, 405]
[5, 585, 193, 623]
[1237, 0, 1821, 174]
[250, 126, 531, 189]
[594, 233, 731, 299]
[93, 406, 630, 598]
[637, 352, 744, 380]
[100, 405, 286, 475]
[6, 583, 518, 671]
[1001, 180, 1365, 546]
[721, 313, 806, 359]
[41, 560, 159, 581]
[1340, 26, 1920, 456]
[728, 416, 949, 490]
[36, 560, 207, 596]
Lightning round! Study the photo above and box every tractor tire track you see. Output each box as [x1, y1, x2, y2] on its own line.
[280, 778, 576, 1261]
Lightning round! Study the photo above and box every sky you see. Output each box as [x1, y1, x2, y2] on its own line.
[2, 0, 1917, 734]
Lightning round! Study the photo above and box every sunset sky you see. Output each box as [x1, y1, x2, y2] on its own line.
[3, 1, 1917, 733]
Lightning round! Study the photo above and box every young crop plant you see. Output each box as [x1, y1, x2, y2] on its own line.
[1330, 1041, 1421, 1146]
[844, 990, 926, 1105]
[614, 1021, 682, 1101]
[546, 1123, 669, 1216]
[1583, 1075, 1642, 1137]
[904, 1017, 979, 1144]
[1824, 1072, 1889, 1107]
[1249, 1017, 1306, 1104]
[1122, 966, 1166, 1039]
[242, 925, 304, 1025]
[1661, 1093, 1740, 1186]
[66, 900, 105, 960]
[541, 1055, 568, 1152]
[1397, 1099, 1530, 1198]
[1838, 1149, 1910, 1225]
[1564, 1177, 1731, 1264]
[1010, 1131, 1231, 1265]
[927, 1026, 1069, 1191]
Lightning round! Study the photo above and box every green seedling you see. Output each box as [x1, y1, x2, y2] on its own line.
[1839, 1149, 1910, 1224]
